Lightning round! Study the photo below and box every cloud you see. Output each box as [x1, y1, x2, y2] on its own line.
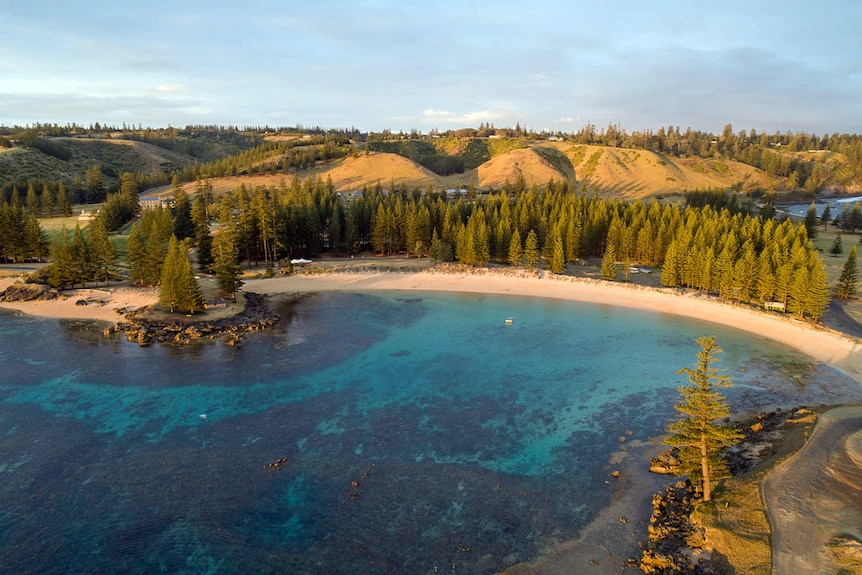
[567, 45, 862, 133]
[422, 109, 506, 125]
[556, 116, 578, 123]
[0, 91, 215, 126]
[155, 84, 186, 93]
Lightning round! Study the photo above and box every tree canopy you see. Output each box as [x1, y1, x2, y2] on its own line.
[664, 336, 743, 502]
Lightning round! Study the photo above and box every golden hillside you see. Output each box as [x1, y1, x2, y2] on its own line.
[554, 143, 769, 198]
[317, 152, 440, 191]
[477, 147, 572, 189]
[160, 142, 778, 200]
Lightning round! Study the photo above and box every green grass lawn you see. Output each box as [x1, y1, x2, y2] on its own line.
[812, 225, 862, 322]
[38, 215, 87, 233]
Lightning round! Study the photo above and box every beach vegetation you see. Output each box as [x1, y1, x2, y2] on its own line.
[507, 228, 522, 266]
[550, 234, 566, 274]
[159, 235, 203, 314]
[126, 207, 173, 285]
[192, 195, 213, 270]
[212, 227, 244, 301]
[0, 202, 49, 263]
[600, 242, 616, 280]
[87, 217, 118, 285]
[664, 336, 743, 502]
[45, 220, 118, 288]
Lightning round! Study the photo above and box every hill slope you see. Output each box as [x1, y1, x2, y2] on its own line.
[321, 152, 440, 191]
[0, 138, 197, 187]
[477, 147, 572, 189]
[162, 143, 775, 200]
[556, 143, 769, 197]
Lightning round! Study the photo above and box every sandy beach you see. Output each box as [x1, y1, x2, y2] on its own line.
[5, 271, 860, 379]
[245, 270, 862, 383]
[3, 268, 862, 573]
[0, 277, 159, 323]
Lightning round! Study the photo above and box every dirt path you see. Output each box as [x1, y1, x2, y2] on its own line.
[763, 406, 862, 574]
[823, 300, 862, 339]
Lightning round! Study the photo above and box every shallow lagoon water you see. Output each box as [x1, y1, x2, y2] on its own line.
[1, 291, 860, 574]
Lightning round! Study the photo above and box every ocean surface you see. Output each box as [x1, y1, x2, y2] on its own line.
[1, 290, 860, 574]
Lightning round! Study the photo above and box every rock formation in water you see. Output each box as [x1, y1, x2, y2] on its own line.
[116, 292, 279, 345]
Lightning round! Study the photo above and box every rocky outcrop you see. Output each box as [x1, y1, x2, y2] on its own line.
[640, 480, 717, 574]
[650, 450, 681, 475]
[0, 282, 60, 302]
[116, 292, 279, 346]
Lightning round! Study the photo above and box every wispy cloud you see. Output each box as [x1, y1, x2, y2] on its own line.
[422, 109, 506, 124]
[154, 84, 186, 93]
[1, 2, 861, 132]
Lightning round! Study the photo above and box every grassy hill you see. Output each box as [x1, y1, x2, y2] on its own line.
[0, 137, 198, 189]
[0, 132, 254, 194]
[5, 133, 848, 201]
[551, 143, 770, 198]
[161, 141, 780, 200]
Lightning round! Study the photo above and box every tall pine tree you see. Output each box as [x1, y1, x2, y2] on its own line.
[213, 229, 244, 301]
[664, 336, 742, 502]
[159, 236, 203, 314]
[836, 244, 858, 299]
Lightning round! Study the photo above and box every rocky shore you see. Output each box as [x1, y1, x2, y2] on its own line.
[113, 292, 280, 346]
[640, 407, 817, 574]
[0, 281, 60, 302]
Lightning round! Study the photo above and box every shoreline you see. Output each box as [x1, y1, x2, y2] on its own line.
[247, 269, 862, 382]
[5, 270, 861, 381]
[3, 269, 862, 573]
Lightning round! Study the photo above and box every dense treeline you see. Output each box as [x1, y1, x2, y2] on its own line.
[47, 219, 118, 288]
[204, 176, 829, 318]
[0, 202, 49, 263]
[25, 172, 831, 319]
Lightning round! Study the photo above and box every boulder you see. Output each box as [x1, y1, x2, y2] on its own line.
[650, 450, 681, 475]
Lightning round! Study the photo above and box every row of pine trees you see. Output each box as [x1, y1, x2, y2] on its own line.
[201, 176, 832, 318]
[0, 173, 844, 320]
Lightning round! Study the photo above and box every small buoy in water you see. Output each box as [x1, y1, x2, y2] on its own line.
[199, 414, 207, 420]
[504, 318, 513, 325]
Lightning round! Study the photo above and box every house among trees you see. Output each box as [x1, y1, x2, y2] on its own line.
[77, 208, 99, 221]
[139, 194, 175, 211]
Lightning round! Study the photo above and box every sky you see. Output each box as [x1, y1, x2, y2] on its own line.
[1, 0, 861, 135]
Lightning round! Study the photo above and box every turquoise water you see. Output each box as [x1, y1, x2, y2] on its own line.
[1, 291, 860, 574]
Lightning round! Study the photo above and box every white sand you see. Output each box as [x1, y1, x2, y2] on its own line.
[247, 270, 862, 382]
[0, 278, 159, 322]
